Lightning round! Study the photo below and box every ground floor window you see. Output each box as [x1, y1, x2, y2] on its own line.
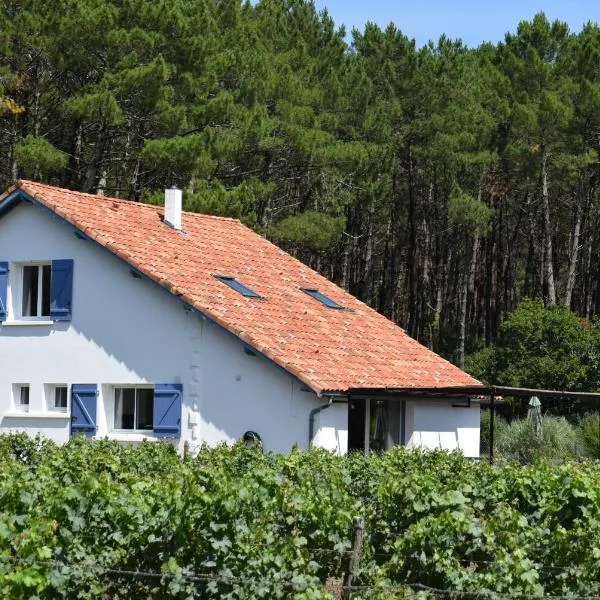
[114, 387, 154, 430]
[16, 384, 30, 412]
[54, 386, 68, 411]
[41, 384, 70, 413]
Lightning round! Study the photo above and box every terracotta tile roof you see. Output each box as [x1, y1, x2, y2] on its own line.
[6, 180, 482, 394]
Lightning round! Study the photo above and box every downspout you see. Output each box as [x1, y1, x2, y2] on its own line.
[308, 398, 333, 448]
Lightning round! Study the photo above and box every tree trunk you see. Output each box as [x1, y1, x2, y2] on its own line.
[358, 195, 375, 302]
[585, 232, 594, 318]
[379, 169, 398, 319]
[84, 123, 107, 193]
[32, 90, 41, 138]
[541, 148, 556, 305]
[407, 143, 418, 338]
[421, 183, 433, 347]
[69, 122, 84, 188]
[96, 169, 107, 196]
[565, 189, 582, 308]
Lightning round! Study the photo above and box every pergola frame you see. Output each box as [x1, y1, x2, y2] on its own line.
[347, 385, 600, 463]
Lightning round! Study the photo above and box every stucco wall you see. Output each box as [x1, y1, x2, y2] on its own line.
[405, 400, 480, 457]
[0, 201, 347, 453]
[189, 315, 347, 454]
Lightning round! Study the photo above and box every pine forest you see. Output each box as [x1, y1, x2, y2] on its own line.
[2, 0, 600, 372]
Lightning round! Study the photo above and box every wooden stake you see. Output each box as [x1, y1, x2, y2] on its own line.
[342, 516, 365, 600]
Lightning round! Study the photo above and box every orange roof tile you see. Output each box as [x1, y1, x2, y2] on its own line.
[4, 180, 482, 394]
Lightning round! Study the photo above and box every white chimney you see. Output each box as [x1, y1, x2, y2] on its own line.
[164, 187, 182, 231]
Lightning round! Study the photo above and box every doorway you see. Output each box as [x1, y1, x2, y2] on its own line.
[347, 398, 403, 454]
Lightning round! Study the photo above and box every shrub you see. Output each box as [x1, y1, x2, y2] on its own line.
[2, 433, 600, 597]
[0, 432, 57, 466]
[495, 415, 589, 463]
[580, 412, 600, 458]
[466, 300, 600, 415]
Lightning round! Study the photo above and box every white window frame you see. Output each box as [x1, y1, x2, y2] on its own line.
[45, 384, 69, 413]
[13, 384, 30, 413]
[8, 261, 52, 322]
[111, 385, 154, 433]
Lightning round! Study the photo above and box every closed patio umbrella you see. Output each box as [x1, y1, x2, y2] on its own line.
[527, 396, 543, 437]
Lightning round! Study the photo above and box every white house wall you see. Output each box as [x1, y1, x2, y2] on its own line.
[311, 403, 348, 453]
[405, 400, 480, 457]
[193, 323, 347, 454]
[0, 201, 347, 453]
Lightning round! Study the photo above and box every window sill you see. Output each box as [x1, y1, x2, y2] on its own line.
[3, 411, 71, 419]
[103, 432, 160, 442]
[2, 320, 54, 327]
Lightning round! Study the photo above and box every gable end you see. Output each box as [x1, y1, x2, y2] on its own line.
[0, 188, 318, 395]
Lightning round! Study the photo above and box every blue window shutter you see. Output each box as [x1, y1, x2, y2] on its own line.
[0, 262, 8, 322]
[153, 384, 182, 437]
[50, 259, 73, 321]
[71, 384, 97, 437]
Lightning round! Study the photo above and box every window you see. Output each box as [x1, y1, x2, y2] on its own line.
[114, 388, 154, 430]
[301, 288, 343, 309]
[105, 384, 182, 437]
[21, 264, 51, 317]
[45, 384, 69, 412]
[53, 386, 68, 411]
[16, 384, 29, 412]
[213, 275, 262, 298]
[0, 260, 74, 323]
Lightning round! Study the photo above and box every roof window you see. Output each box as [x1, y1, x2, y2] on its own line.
[301, 288, 343, 309]
[214, 275, 262, 298]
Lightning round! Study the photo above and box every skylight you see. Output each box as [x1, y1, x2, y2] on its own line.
[301, 288, 343, 309]
[214, 275, 262, 299]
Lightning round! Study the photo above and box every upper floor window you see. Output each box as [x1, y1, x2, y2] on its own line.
[0, 259, 73, 323]
[22, 264, 51, 317]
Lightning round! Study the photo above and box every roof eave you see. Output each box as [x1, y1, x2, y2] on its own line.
[346, 384, 600, 401]
[1, 185, 324, 396]
[345, 385, 487, 398]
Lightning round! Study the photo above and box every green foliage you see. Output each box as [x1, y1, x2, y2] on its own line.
[495, 415, 588, 463]
[447, 187, 493, 235]
[464, 346, 494, 383]
[466, 299, 599, 412]
[63, 87, 123, 125]
[579, 412, 600, 458]
[478, 409, 508, 455]
[14, 136, 68, 179]
[141, 135, 216, 183]
[0, 432, 57, 466]
[4, 1, 600, 364]
[269, 211, 346, 251]
[185, 179, 266, 225]
[2, 436, 600, 597]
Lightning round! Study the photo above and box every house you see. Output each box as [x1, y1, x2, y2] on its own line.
[0, 180, 483, 455]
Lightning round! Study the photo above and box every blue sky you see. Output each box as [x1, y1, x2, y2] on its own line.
[313, 0, 600, 47]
